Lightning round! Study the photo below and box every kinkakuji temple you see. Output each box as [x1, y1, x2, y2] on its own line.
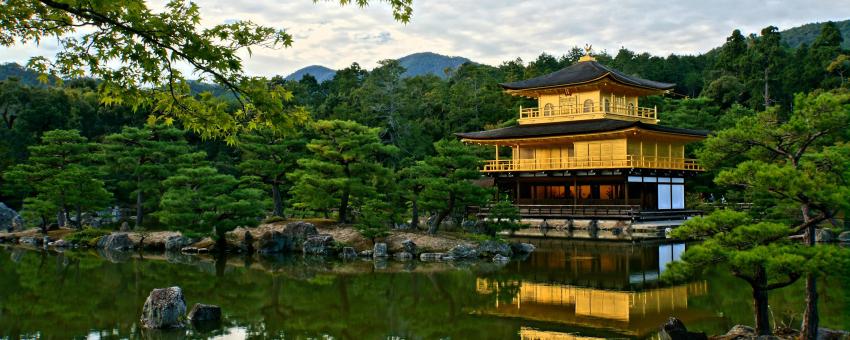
[457, 49, 708, 239]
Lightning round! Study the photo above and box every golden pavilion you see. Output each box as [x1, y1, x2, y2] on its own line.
[457, 50, 708, 226]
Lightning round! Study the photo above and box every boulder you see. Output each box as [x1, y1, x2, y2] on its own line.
[359, 250, 374, 257]
[510, 242, 536, 255]
[281, 221, 318, 251]
[440, 255, 456, 261]
[52, 239, 67, 248]
[448, 244, 478, 259]
[419, 253, 446, 261]
[339, 247, 358, 259]
[816, 229, 835, 243]
[241, 230, 254, 252]
[188, 303, 222, 324]
[119, 221, 131, 232]
[0, 203, 23, 232]
[140, 287, 187, 329]
[818, 328, 850, 340]
[658, 317, 707, 340]
[373, 243, 388, 258]
[96, 233, 134, 251]
[165, 235, 190, 252]
[256, 231, 287, 254]
[19, 237, 40, 246]
[401, 239, 418, 255]
[492, 254, 510, 263]
[838, 231, 850, 243]
[303, 234, 336, 256]
[394, 252, 413, 261]
[181, 247, 199, 254]
[478, 240, 512, 257]
[724, 325, 755, 339]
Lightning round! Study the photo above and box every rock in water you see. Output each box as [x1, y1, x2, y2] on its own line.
[339, 247, 358, 259]
[303, 234, 336, 255]
[510, 242, 536, 255]
[373, 243, 388, 258]
[359, 250, 373, 257]
[96, 233, 134, 251]
[281, 221, 318, 251]
[0, 203, 23, 232]
[478, 240, 512, 257]
[165, 235, 189, 252]
[419, 253, 446, 261]
[120, 221, 131, 232]
[401, 239, 418, 255]
[188, 303, 221, 324]
[838, 231, 850, 243]
[448, 244, 478, 259]
[659, 317, 707, 340]
[394, 252, 413, 261]
[140, 287, 187, 329]
[492, 254, 510, 263]
[256, 231, 286, 254]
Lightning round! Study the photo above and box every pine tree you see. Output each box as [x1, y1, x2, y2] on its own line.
[237, 129, 307, 217]
[419, 139, 490, 234]
[289, 120, 396, 223]
[156, 167, 269, 243]
[3, 129, 111, 228]
[102, 125, 201, 227]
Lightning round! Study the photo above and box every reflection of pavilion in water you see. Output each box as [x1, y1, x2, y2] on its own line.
[475, 240, 712, 338]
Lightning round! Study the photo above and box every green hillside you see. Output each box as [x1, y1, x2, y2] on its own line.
[781, 19, 850, 49]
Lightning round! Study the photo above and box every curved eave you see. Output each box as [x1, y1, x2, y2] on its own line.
[455, 126, 708, 145]
[500, 74, 672, 97]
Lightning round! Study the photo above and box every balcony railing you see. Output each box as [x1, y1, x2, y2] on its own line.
[519, 103, 657, 123]
[482, 155, 703, 172]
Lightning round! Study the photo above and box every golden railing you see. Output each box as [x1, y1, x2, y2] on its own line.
[482, 155, 702, 172]
[519, 103, 657, 123]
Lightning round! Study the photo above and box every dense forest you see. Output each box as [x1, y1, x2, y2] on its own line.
[1, 22, 848, 236]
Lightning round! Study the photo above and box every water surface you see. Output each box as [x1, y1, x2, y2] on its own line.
[0, 240, 847, 339]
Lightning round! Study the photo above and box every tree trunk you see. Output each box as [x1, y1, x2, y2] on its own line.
[763, 67, 770, 108]
[271, 183, 283, 217]
[57, 208, 66, 228]
[429, 193, 455, 235]
[801, 207, 819, 340]
[75, 204, 82, 229]
[752, 267, 772, 336]
[339, 163, 351, 223]
[410, 194, 419, 230]
[136, 190, 144, 228]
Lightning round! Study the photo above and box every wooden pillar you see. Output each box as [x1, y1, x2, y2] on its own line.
[515, 177, 521, 204]
[624, 177, 629, 206]
[495, 144, 499, 163]
[572, 173, 578, 207]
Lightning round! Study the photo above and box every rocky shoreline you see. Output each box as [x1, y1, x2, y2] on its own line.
[0, 220, 536, 264]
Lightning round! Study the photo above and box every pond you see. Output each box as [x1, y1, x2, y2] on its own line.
[0, 239, 847, 339]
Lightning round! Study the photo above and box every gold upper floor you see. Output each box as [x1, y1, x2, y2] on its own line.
[519, 90, 657, 125]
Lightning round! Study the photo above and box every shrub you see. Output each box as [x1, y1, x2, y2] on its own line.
[64, 227, 111, 247]
[485, 199, 522, 236]
[262, 215, 287, 224]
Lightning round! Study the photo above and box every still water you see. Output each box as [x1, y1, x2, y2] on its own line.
[0, 240, 847, 339]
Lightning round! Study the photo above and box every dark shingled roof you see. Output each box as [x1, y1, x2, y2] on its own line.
[500, 60, 676, 91]
[455, 119, 709, 140]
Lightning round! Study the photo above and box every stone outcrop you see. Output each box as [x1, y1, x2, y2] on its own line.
[401, 239, 417, 255]
[280, 221, 319, 251]
[477, 240, 512, 257]
[419, 253, 446, 261]
[165, 235, 190, 252]
[303, 234, 336, 256]
[721, 325, 755, 339]
[373, 243, 388, 258]
[340, 247, 358, 259]
[658, 317, 707, 340]
[492, 254, 510, 263]
[96, 233, 134, 251]
[0, 203, 23, 232]
[188, 303, 222, 324]
[510, 242, 536, 255]
[256, 231, 287, 254]
[448, 244, 478, 259]
[140, 287, 187, 329]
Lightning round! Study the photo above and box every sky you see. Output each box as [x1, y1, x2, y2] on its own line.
[1, 0, 848, 78]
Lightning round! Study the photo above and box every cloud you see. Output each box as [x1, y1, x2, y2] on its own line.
[1, 0, 848, 77]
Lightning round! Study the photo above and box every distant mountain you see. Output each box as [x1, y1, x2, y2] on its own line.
[781, 19, 850, 49]
[397, 52, 471, 79]
[284, 52, 473, 83]
[284, 65, 337, 83]
[0, 63, 44, 86]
